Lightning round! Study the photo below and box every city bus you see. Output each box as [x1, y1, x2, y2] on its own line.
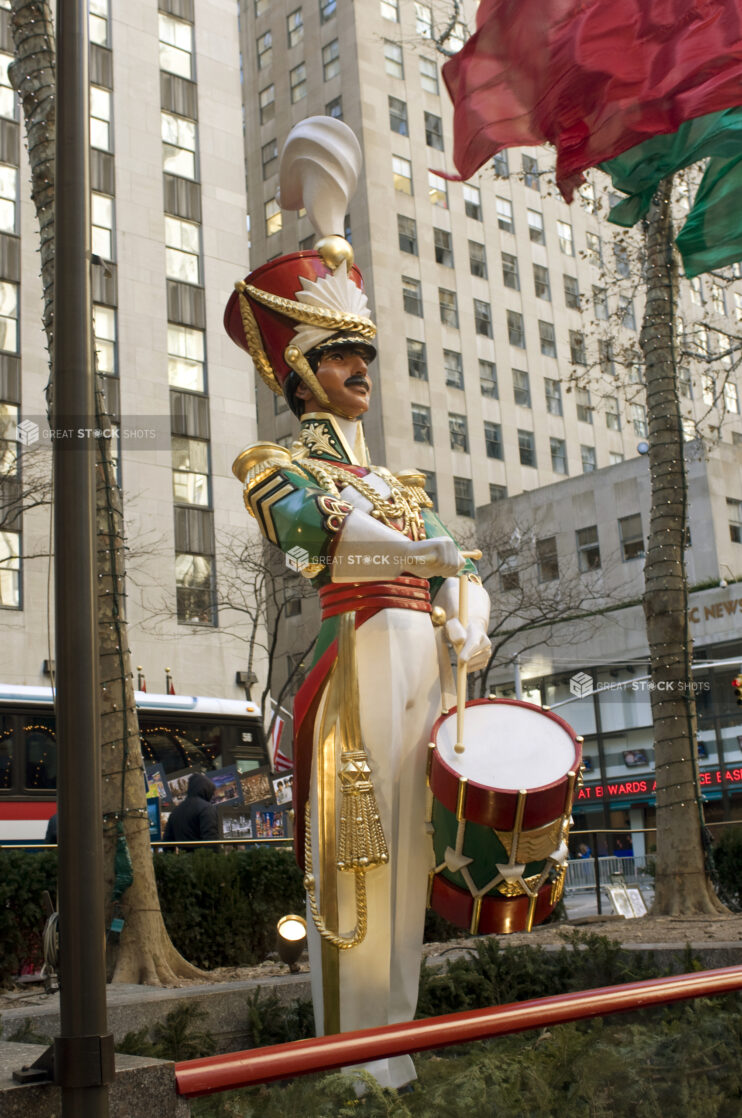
[0, 684, 269, 842]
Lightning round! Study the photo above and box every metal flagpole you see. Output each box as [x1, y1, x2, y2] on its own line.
[54, 0, 114, 1112]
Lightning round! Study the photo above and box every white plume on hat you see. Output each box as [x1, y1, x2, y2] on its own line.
[277, 116, 371, 354]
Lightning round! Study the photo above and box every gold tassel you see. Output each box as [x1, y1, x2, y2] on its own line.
[336, 751, 389, 871]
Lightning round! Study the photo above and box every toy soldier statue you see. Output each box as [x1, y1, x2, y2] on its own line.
[225, 117, 491, 1090]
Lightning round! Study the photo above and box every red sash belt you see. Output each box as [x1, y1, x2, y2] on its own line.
[319, 574, 431, 621]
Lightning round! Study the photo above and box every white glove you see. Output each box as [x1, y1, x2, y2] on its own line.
[331, 511, 465, 582]
[434, 577, 491, 671]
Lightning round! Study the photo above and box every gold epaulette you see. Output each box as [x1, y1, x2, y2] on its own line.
[232, 442, 295, 517]
[394, 468, 434, 509]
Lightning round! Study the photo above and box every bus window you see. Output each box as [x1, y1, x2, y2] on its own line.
[0, 716, 13, 789]
[140, 724, 220, 775]
[25, 720, 57, 790]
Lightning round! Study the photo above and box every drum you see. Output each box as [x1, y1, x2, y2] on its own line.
[427, 698, 582, 935]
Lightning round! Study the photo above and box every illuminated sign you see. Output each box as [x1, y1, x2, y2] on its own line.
[577, 767, 742, 802]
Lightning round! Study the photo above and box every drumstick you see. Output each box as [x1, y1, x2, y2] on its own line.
[454, 549, 482, 755]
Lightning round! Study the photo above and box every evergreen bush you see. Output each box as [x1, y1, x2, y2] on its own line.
[0, 848, 57, 985]
[712, 827, 742, 907]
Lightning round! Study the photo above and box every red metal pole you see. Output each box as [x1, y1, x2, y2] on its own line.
[175, 964, 742, 1098]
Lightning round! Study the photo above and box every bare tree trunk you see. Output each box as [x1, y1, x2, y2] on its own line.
[10, 0, 204, 981]
[641, 178, 725, 916]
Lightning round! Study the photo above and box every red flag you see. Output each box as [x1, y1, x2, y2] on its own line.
[166, 670, 175, 696]
[443, 0, 742, 199]
[137, 667, 146, 692]
[271, 715, 292, 772]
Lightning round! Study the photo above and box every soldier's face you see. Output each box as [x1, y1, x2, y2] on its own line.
[298, 344, 374, 418]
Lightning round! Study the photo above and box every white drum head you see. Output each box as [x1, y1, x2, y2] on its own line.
[436, 702, 576, 790]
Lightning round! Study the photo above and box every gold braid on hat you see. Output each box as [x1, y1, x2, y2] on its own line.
[235, 280, 377, 408]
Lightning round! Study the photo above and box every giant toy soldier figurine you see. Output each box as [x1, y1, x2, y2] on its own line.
[225, 118, 491, 1090]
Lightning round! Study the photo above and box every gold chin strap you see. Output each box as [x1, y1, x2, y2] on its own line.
[284, 344, 367, 422]
[235, 283, 283, 396]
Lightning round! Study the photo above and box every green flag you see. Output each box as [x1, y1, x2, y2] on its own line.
[599, 107, 742, 277]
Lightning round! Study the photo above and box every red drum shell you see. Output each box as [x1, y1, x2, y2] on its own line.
[428, 698, 581, 833]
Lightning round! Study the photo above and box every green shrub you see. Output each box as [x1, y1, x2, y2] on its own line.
[712, 827, 742, 908]
[0, 849, 57, 986]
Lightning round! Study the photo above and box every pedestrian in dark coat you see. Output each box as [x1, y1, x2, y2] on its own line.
[163, 772, 219, 849]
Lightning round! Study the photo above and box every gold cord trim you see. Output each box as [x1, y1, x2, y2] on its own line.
[245, 282, 377, 340]
[299, 456, 427, 538]
[235, 285, 282, 395]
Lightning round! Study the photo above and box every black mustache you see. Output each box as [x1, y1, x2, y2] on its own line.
[345, 375, 370, 388]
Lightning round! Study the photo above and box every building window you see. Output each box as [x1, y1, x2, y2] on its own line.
[469, 241, 487, 278]
[393, 155, 413, 194]
[498, 549, 519, 591]
[264, 197, 282, 237]
[444, 349, 463, 388]
[502, 253, 519, 290]
[172, 436, 210, 506]
[539, 320, 557, 358]
[725, 381, 740, 413]
[533, 264, 551, 301]
[728, 498, 742, 543]
[166, 216, 200, 283]
[490, 484, 507, 502]
[261, 138, 279, 180]
[586, 232, 602, 265]
[507, 309, 525, 348]
[89, 0, 110, 48]
[580, 179, 597, 213]
[605, 396, 621, 431]
[159, 13, 193, 79]
[388, 95, 408, 135]
[518, 429, 536, 467]
[619, 513, 645, 559]
[255, 0, 270, 13]
[527, 209, 544, 244]
[91, 192, 114, 260]
[497, 197, 514, 233]
[384, 41, 404, 79]
[168, 325, 205, 392]
[492, 150, 509, 177]
[93, 304, 117, 375]
[449, 412, 468, 452]
[479, 360, 498, 398]
[0, 528, 20, 608]
[434, 227, 453, 266]
[407, 338, 427, 379]
[474, 299, 493, 337]
[610, 451, 625, 465]
[1, 401, 18, 481]
[90, 86, 112, 152]
[593, 286, 609, 320]
[428, 171, 448, 208]
[620, 295, 636, 331]
[398, 214, 417, 254]
[257, 30, 272, 70]
[557, 220, 574, 256]
[424, 111, 444, 150]
[320, 0, 336, 21]
[161, 111, 197, 179]
[287, 8, 304, 47]
[537, 537, 559, 582]
[0, 281, 18, 352]
[522, 153, 539, 190]
[454, 476, 474, 518]
[175, 553, 215, 626]
[550, 437, 568, 475]
[402, 276, 423, 316]
[678, 366, 693, 399]
[614, 243, 630, 277]
[415, 2, 433, 35]
[576, 525, 601, 571]
[439, 288, 458, 328]
[423, 470, 437, 510]
[576, 387, 593, 424]
[484, 420, 503, 459]
[569, 330, 586, 364]
[290, 62, 307, 102]
[259, 84, 275, 124]
[419, 55, 439, 94]
[322, 39, 340, 80]
[0, 164, 16, 236]
[412, 403, 432, 443]
[632, 402, 648, 437]
[463, 184, 481, 220]
[563, 275, 580, 309]
[581, 444, 597, 473]
[381, 0, 399, 20]
[326, 95, 343, 119]
[599, 339, 616, 376]
[544, 378, 562, 416]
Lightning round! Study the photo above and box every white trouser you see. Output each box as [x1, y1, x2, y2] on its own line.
[307, 608, 440, 1089]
